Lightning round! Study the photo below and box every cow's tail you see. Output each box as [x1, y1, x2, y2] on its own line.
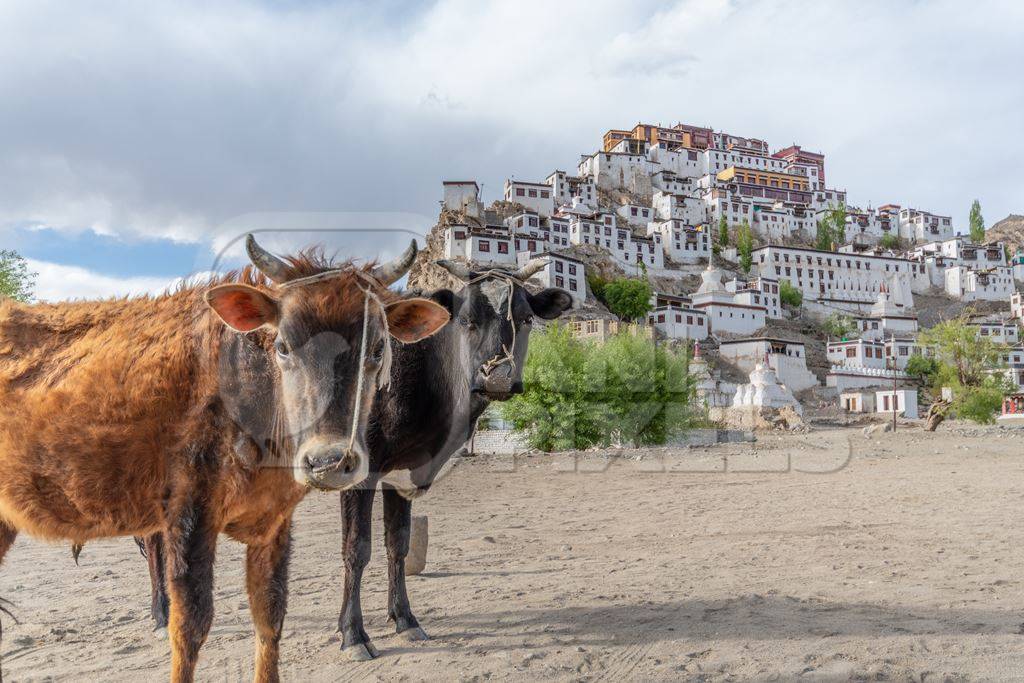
[0, 596, 17, 683]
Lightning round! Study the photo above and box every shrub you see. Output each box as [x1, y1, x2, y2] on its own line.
[589, 333, 698, 447]
[956, 385, 1003, 424]
[779, 279, 802, 308]
[879, 233, 900, 250]
[822, 313, 856, 339]
[602, 277, 653, 322]
[501, 325, 603, 452]
[905, 353, 940, 382]
[502, 326, 698, 451]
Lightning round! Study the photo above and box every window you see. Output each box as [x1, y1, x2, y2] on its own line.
[516, 188, 525, 197]
[555, 276, 564, 288]
[528, 189, 537, 198]
[478, 240, 490, 252]
[540, 191, 550, 199]
[569, 280, 577, 291]
[454, 230, 466, 240]
[498, 242, 508, 254]
[555, 261, 564, 273]
[568, 264, 577, 275]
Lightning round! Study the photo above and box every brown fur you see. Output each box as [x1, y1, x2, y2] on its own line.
[0, 257, 400, 682]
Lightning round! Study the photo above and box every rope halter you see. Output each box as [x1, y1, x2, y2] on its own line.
[278, 268, 393, 456]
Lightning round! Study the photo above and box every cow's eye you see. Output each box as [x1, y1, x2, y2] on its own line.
[370, 340, 386, 364]
[275, 338, 290, 358]
[459, 315, 476, 330]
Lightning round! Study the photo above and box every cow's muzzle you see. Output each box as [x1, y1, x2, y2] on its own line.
[296, 438, 368, 490]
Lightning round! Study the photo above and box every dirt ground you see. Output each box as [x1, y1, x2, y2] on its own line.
[3, 424, 1024, 681]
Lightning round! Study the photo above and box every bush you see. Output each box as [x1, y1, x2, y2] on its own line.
[602, 277, 653, 322]
[501, 325, 603, 452]
[822, 313, 856, 339]
[587, 274, 608, 302]
[956, 385, 1003, 424]
[779, 279, 802, 308]
[589, 333, 698, 447]
[905, 353, 940, 382]
[879, 233, 900, 250]
[502, 326, 698, 451]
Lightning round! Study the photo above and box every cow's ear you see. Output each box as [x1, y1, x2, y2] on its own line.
[386, 298, 450, 343]
[428, 288, 457, 316]
[206, 284, 280, 332]
[527, 288, 573, 319]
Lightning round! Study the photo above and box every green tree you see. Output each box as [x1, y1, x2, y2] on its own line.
[501, 325, 604, 452]
[602, 277, 653, 322]
[917, 316, 1015, 423]
[737, 220, 754, 274]
[879, 233, 900, 250]
[919, 317, 1005, 388]
[816, 203, 847, 250]
[718, 215, 729, 249]
[589, 333, 698, 447]
[969, 199, 985, 243]
[587, 274, 608, 303]
[779, 279, 802, 308]
[0, 249, 36, 302]
[905, 352, 940, 383]
[822, 313, 856, 339]
[815, 220, 832, 251]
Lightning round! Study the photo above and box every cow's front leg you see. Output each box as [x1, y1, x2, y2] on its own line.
[382, 484, 427, 641]
[246, 520, 292, 683]
[164, 499, 218, 683]
[338, 485, 377, 660]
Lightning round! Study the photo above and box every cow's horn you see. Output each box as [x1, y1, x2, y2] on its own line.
[245, 234, 290, 284]
[434, 259, 472, 281]
[372, 239, 417, 285]
[512, 258, 549, 281]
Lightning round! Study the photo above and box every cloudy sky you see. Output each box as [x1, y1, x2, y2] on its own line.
[3, 0, 1022, 300]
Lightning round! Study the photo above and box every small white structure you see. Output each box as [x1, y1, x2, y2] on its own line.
[724, 276, 781, 320]
[504, 180, 555, 217]
[855, 284, 919, 340]
[443, 226, 516, 266]
[442, 181, 484, 219]
[944, 266, 1015, 301]
[875, 389, 918, 419]
[968, 315, 1020, 345]
[730, 355, 803, 414]
[1012, 292, 1024, 324]
[718, 337, 819, 392]
[517, 251, 585, 307]
[545, 170, 596, 209]
[690, 341, 736, 410]
[691, 263, 767, 337]
[647, 219, 710, 264]
[648, 293, 709, 341]
[840, 390, 876, 413]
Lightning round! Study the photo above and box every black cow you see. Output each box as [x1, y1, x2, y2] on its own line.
[140, 243, 573, 662]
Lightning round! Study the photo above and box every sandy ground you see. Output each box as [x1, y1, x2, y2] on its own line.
[3, 425, 1024, 681]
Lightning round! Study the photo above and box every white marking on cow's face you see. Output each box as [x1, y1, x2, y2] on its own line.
[479, 279, 510, 316]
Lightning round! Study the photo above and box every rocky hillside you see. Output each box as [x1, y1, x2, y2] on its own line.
[988, 214, 1024, 253]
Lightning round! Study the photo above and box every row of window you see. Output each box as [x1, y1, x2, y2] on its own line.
[512, 187, 551, 200]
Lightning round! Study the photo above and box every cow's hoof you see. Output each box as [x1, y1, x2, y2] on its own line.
[152, 626, 168, 640]
[400, 626, 429, 642]
[344, 642, 378, 661]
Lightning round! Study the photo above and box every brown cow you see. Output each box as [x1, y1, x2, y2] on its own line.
[0, 237, 449, 682]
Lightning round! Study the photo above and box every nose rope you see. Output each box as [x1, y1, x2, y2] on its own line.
[345, 280, 393, 455]
[465, 270, 518, 378]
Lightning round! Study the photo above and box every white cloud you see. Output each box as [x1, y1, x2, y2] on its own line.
[27, 259, 206, 302]
[2, 0, 1023, 247]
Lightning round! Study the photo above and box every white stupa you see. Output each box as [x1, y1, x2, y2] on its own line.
[730, 353, 803, 415]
